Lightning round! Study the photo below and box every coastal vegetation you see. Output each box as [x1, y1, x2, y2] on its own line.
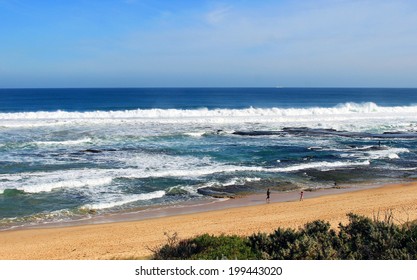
[150, 213, 417, 260]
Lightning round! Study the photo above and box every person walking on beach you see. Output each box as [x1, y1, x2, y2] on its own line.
[266, 188, 270, 203]
[299, 191, 304, 201]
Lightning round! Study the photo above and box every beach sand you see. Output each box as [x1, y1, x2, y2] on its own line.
[1, 182, 417, 260]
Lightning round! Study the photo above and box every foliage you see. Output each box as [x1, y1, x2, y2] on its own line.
[150, 213, 417, 260]
[249, 220, 341, 260]
[337, 213, 413, 259]
[151, 232, 257, 260]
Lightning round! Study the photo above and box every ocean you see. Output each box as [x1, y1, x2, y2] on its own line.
[1, 87, 417, 230]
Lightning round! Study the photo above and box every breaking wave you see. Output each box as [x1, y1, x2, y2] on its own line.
[33, 137, 93, 146]
[0, 160, 370, 195]
[1, 102, 417, 128]
[81, 191, 166, 210]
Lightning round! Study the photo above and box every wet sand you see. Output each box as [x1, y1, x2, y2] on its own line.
[1, 182, 417, 260]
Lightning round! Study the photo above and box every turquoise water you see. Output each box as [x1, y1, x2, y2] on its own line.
[1, 88, 417, 229]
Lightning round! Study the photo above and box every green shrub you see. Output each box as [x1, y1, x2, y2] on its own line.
[189, 234, 258, 260]
[151, 233, 257, 260]
[248, 220, 340, 260]
[402, 223, 417, 257]
[150, 214, 417, 260]
[338, 213, 410, 259]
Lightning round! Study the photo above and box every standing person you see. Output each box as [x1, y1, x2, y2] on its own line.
[299, 191, 304, 201]
[266, 188, 270, 203]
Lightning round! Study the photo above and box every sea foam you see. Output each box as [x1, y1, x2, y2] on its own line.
[81, 190, 166, 210]
[1, 103, 417, 128]
[33, 137, 93, 146]
[0, 159, 370, 194]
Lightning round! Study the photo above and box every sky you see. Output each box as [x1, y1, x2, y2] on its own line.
[1, 0, 417, 88]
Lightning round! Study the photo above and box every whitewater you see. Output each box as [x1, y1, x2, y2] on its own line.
[1, 88, 417, 230]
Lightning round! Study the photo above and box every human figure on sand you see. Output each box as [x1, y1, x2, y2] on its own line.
[266, 188, 270, 203]
[299, 191, 304, 201]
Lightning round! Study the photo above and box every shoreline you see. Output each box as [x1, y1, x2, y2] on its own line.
[2, 182, 385, 232]
[1, 181, 417, 259]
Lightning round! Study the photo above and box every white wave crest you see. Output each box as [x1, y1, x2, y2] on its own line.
[269, 160, 370, 172]
[1, 102, 417, 128]
[34, 137, 92, 146]
[122, 160, 370, 178]
[0, 169, 113, 194]
[0, 160, 369, 194]
[82, 191, 166, 210]
[17, 177, 112, 194]
[1, 102, 417, 119]
[0, 174, 22, 181]
[184, 131, 206, 137]
[340, 147, 409, 160]
[364, 147, 409, 160]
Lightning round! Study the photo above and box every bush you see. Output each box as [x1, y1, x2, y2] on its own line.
[338, 213, 411, 259]
[248, 220, 340, 260]
[151, 233, 257, 260]
[402, 223, 417, 257]
[150, 214, 417, 260]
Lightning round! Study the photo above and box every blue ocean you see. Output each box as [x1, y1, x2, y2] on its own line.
[1, 88, 417, 230]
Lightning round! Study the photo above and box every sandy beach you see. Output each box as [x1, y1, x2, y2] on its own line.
[1, 182, 417, 260]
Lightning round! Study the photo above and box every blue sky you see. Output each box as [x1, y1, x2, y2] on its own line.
[1, 0, 417, 87]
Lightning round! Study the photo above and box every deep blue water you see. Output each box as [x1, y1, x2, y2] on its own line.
[1, 88, 417, 230]
[1, 87, 417, 112]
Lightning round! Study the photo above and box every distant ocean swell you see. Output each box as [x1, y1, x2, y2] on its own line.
[0, 102, 417, 120]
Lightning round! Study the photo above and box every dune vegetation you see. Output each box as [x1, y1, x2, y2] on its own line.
[151, 213, 417, 260]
